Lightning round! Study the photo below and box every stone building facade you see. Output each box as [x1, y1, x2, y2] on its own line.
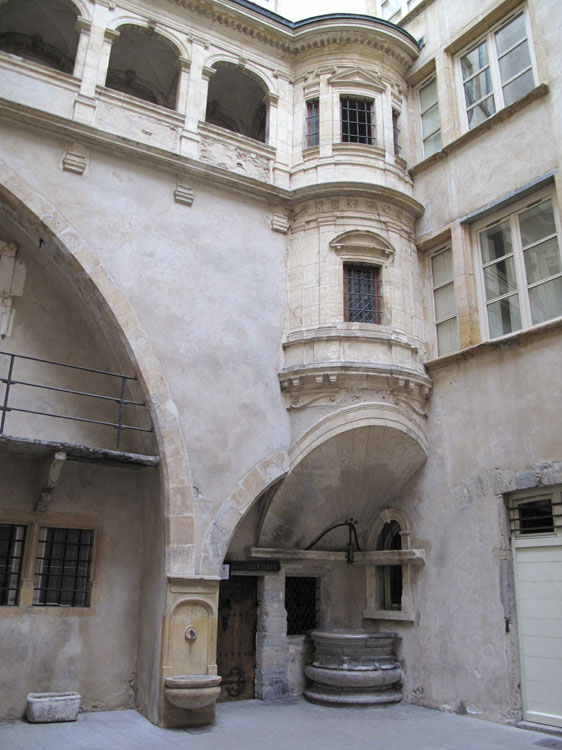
[0, 0, 560, 731]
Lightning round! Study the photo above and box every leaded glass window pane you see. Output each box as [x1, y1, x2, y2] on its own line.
[502, 68, 534, 106]
[423, 130, 442, 157]
[461, 41, 489, 81]
[480, 221, 512, 264]
[467, 96, 496, 128]
[483, 257, 518, 300]
[524, 238, 561, 285]
[431, 248, 453, 286]
[436, 317, 459, 356]
[529, 277, 562, 325]
[487, 294, 521, 337]
[498, 40, 531, 84]
[519, 200, 557, 246]
[495, 13, 526, 55]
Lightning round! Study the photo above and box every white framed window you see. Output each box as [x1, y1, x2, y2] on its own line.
[430, 247, 459, 356]
[475, 190, 562, 339]
[459, 9, 536, 130]
[379, 0, 422, 22]
[419, 76, 442, 158]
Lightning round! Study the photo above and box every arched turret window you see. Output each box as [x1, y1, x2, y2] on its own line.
[106, 26, 179, 110]
[206, 64, 267, 143]
[377, 520, 403, 610]
[0, 0, 80, 74]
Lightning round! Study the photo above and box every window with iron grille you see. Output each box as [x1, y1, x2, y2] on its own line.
[344, 264, 382, 324]
[305, 99, 319, 147]
[285, 577, 317, 635]
[508, 490, 562, 537]
[0, 523, 26, 606]
[340, 97, 374, 145]
[34, 527, 93, 607]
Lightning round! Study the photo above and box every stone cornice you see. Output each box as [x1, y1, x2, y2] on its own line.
[0, 98, 425, 214]
[163, 0, 419, 67]
[292, 182, 424, 218]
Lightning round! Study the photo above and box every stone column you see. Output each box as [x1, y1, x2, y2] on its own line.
[73, 26, 118, 124]
[180, 39, 211, 158]
[72, 17, 92, 81]
[175, 56, 191, 117]
[255, 572, 289, 700]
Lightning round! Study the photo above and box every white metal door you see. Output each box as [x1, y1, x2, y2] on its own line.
[514, 536, 562, 728]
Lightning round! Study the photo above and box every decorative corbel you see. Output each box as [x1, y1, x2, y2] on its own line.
[35, 452, 67, 512]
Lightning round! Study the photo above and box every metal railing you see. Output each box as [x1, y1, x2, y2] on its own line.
[0, 351, 152, 451]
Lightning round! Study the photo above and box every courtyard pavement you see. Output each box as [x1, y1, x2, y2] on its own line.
[0, 698, 561, 750]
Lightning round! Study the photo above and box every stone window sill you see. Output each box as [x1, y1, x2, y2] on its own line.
[363, 608, 415, 621]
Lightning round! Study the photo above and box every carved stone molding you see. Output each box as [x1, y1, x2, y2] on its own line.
[279, 363, 431, 413]
[62, 141, 89, 175]
[174, 175, 194, 206]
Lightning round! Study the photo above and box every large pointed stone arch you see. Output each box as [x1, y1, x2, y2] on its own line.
[0, 157, 196, 575]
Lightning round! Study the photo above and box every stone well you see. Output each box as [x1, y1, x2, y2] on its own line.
[304, 629, 402, 707]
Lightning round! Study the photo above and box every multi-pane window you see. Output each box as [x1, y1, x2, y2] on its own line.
[340, 97, 375, 145]
[305, 99, 319, 148]
[0, 524, 26, 606]
[419, 77, 442, 157]
[380, 0, 401, 21]
[34, 527, 93, 607]
[477, 195, 562, 339]
[431, 248, 459, 356]
[344, 264, 382, 324]
[460, 12, 535, 130]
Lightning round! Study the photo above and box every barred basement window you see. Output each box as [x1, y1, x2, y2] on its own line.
[509, 491, 561, 537]
[34, 527, 93, 607]
[0, 523, 26, 606]
[344, 264, 382, 324]
[340, 97, 374, 145]
[285, 577, 317, 635]
[305, 99, 319, 147]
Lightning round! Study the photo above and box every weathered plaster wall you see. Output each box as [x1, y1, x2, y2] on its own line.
[0, 121, 291, 552]
[377, 333, 562, 723]
[0, 457, 151, 720]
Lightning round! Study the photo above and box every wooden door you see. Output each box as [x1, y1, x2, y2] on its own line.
[216, 575, 258, 702]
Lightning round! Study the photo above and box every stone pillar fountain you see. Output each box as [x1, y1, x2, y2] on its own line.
[304, 630, 402, 706]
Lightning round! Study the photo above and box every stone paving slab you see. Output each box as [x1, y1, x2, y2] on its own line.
[0, 699, 558, 750]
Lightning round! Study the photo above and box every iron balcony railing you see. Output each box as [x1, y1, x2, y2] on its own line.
[0, 350, 152, 451]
